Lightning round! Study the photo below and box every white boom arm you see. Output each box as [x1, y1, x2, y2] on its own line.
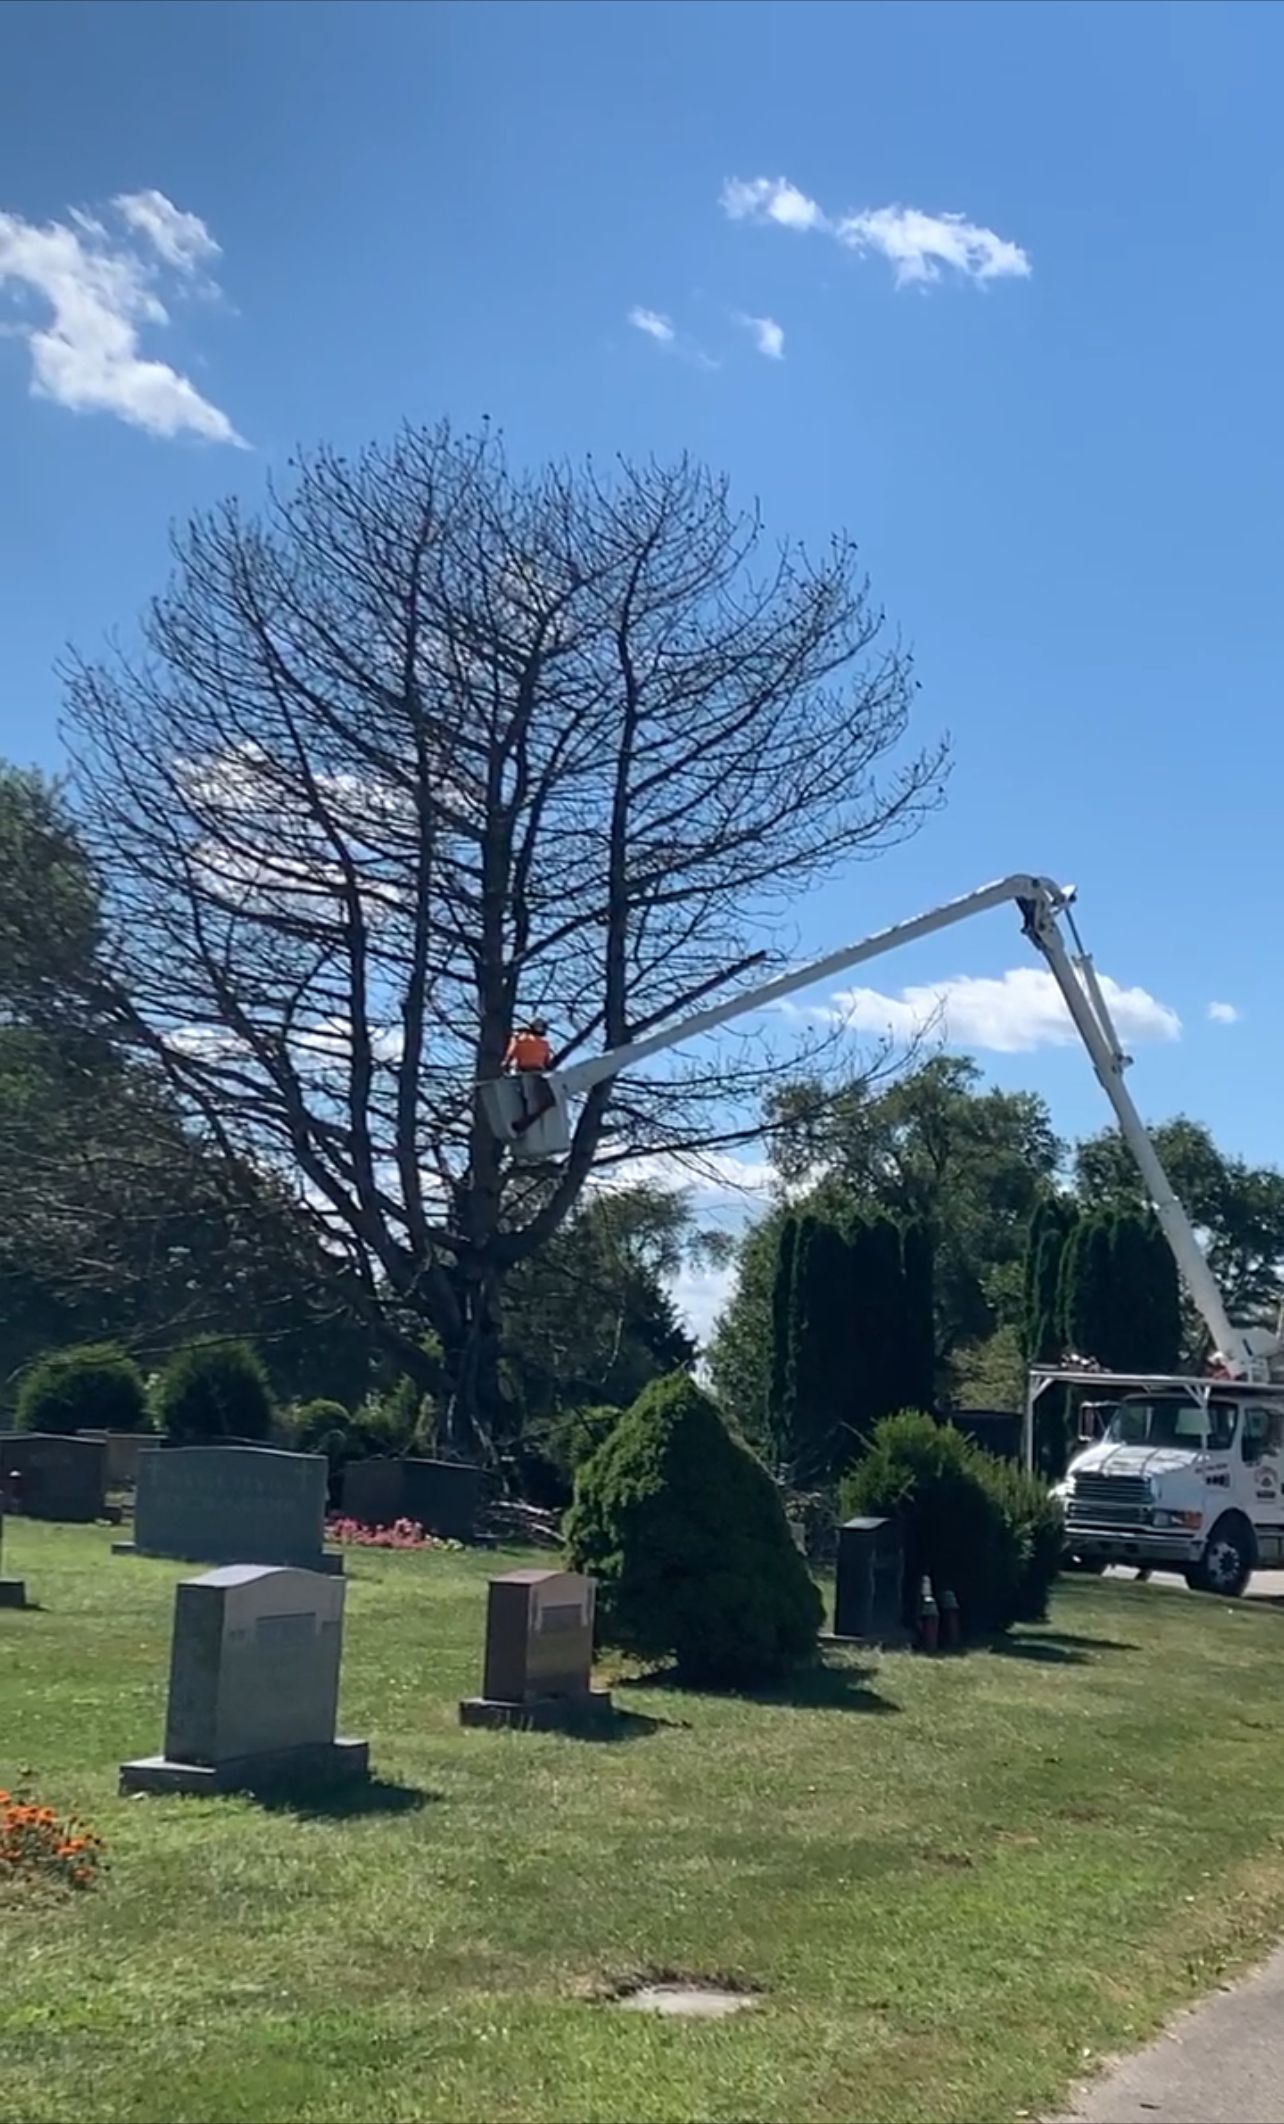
[481, 872, 1258, 1375]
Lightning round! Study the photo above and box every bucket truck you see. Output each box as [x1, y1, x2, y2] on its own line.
[481, 873, 1284, 1595]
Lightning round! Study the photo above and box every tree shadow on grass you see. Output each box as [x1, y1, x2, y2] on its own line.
[1038, 1629, 1140, 1653]
[986, 1637, 1088, 1666]
[618, 1660, 899, 1716]
[984, 1626, 1137, 1666]
[567, 1707, 691, 1744]
[251, 1777, 440, 1822]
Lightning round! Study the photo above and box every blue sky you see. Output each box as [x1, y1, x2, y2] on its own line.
[3, 0, 1283, 1309]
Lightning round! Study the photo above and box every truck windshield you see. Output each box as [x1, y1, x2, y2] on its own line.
[1104, 1398, 1236, 1452]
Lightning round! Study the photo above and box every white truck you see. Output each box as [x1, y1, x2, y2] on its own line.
[1050, 1374, 1284, 1596]
[480, 871, 1283, 1595]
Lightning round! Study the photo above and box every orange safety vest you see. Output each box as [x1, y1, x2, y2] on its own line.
[505, 1031, 552, 1071]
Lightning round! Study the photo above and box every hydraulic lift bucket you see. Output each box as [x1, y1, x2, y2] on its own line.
[477, 1074, 574, 1161]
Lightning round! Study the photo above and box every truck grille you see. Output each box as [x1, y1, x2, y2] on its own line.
[1067, 1473, 1152, 1528]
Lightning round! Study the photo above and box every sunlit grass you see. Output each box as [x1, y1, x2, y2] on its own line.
[4, 1522, 1284, 2122]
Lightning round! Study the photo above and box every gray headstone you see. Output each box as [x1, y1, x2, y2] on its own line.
[341, 1456, 481, 1542]
[77, 1430, 161, 1488]
[164, 1565, 344, 1763]
[1, 1434, 106, 1522]
[120, 1564, 368, 1793]
[833, 1515, 905, 1640]
[126, 1445, 336, 1571]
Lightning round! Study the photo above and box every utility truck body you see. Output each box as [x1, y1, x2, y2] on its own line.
[1052, 1375, 1284, 1595]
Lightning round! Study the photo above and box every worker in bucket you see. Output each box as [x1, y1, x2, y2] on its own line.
[502, 1017, 556, 1138]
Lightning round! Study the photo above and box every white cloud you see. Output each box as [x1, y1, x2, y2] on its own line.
[837, 205, 1031, 288]
[822, 966, 1179, 1055]
[721, 173, 1030, 288]
[1208, 1000, 1241, 1026]
[627, 305, 675, 344]
[736, 311, 785, 360]
[0, 190, 241, 441]
[670, 1260, 735, 1344]
[720, 176, 826, 233]
[114, 188, 220, 274]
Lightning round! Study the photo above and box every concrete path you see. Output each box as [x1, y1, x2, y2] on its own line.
[1052, 1573, 1284, 2120]
[1054, 1943, 1284, 2122]
[1104, 1566, 1284, 1601]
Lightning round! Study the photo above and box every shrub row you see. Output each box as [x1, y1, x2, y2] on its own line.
[12, 1341, 437, 1487]
[15, 1338, 273, 1444]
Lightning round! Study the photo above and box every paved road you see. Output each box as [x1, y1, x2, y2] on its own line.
[1103, 1566, 1284, 1601]
[1053, 1573, 1284, 2122]
[1054, 1943, 1284, 2122]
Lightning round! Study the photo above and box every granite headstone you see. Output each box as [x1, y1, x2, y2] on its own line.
[120, 1563, 368, 1794]
[341, 1456, 481, 1543]
[1, 1433, 106, 1523]
[460, 1567, 613, 1731]
[117, 1445, 337, 1572]
[0, 1497, 26, 1607]
[832, 1515, 905, 1642]
[78, 1429, 161, 1488]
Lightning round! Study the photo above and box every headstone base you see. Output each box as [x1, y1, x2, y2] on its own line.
[119, 1735, 369, 1797]
[820, 1626, 912, 1652]
[109, 1540, 344, 1575]
[458, 1689, 615, 1734]
[0, 1578, 28, 1608]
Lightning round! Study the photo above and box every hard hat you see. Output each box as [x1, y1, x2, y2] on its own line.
[529, 1017, 549, 1035]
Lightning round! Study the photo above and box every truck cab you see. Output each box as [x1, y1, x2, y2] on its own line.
[1055, 1386, 1284, 1595]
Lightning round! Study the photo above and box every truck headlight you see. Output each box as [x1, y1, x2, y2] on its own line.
[1154, 1509, 1203, 1530]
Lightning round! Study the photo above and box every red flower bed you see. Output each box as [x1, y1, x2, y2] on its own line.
[325, 1515, 458, 1550]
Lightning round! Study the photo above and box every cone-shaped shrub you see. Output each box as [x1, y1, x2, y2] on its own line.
[564, 1370, 822, 1686]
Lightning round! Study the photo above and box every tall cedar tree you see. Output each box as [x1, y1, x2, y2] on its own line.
[1022, 1196, 1077, 1362]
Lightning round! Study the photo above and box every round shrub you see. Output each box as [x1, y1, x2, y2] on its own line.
[290, 1398, 354, 1453]
[289, 1398, 358, 1501]
[155, 1339, 273, 1445]
[16, 1344, 148, 1436]
[841, 1410, 1019, 1637]
[564, 1370, 823, 1687]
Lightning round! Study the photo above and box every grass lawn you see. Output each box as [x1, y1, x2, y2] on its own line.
[5, 1527, 1284, 2123]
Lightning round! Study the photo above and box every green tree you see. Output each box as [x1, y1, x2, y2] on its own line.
[154, 1339, 274, 1444]
[766, 1213, 800, 1460]
[564, 1371, 822, 1685]
[499, 1185, 696, 1438]
[1057, 1214, 1116, 1364]
[0, 762, 376, 1411]
[0, 765, 102, 1032]
[758, 1208, 933, 1482]
[1074, 1118, 1284, 1344]
[1022, 1195, 1077, 1362]
[769, 1056, 1061, 1382]
[1107, 1213, 1182, 1374]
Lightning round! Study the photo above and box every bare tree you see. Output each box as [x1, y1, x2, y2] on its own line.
[64, 424, 944, 1452]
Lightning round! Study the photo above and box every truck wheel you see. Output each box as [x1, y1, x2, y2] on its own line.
[1186, 1515, 1255, 1598]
